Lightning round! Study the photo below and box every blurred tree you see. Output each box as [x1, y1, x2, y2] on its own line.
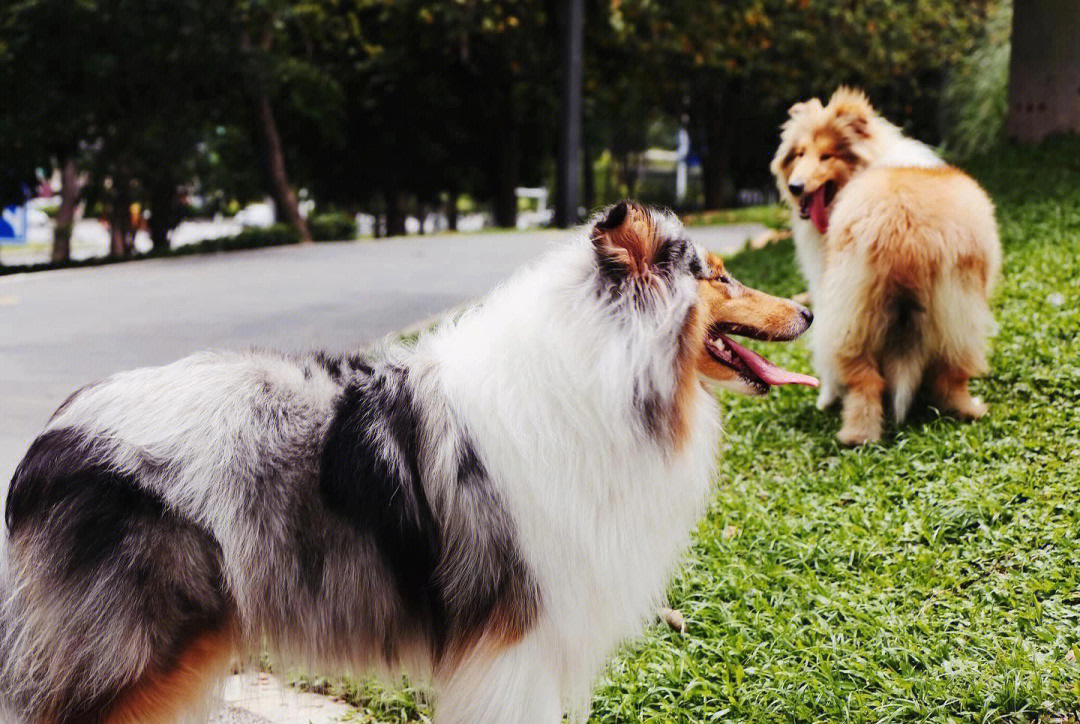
[237, 0, 316, 242]
[105, 0, 240, 253]
[2, 0, 240, 256]
[610, 0, 991, 207]
[276, 0, 558, 234]
[0, 0, 1007, 263]
[943, 0, 1011, 158]
[1, 0, 103, 259]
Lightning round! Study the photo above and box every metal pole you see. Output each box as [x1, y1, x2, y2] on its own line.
[555, 0, 583, 228]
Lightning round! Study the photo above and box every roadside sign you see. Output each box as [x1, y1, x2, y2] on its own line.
[0, 205, 27, 245]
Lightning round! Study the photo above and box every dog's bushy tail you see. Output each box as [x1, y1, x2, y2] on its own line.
[882, 287, 929, 423]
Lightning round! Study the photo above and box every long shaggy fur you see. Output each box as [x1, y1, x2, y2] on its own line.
[771, 87, 1001, 444]
[0, 202, 811, 722]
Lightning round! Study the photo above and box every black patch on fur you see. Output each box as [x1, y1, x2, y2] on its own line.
[686, 249, 704, 278]
[594, 251, 629, 289]
[634, 385, 666, 440]
[312, 350, 343, 380]
[345, 353, 374, 375]
[591, 201, 634, 289]
[654, 237, 697, 285]
[318, 368, 442, 622]
[435, 436, 542, 654]
[596, 200, 629, 230]
[455, 440, 486, 487]
[67, 472, 168, 574]
[318, 371, 542, 658]
[293, 513, 327, 592]
[7, 427, 107, 533]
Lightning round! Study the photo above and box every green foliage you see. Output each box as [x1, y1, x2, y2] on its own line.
[216, 223, 302, 250]
[309, 211, 358, 241]
[600, 0, 994, 202]
[942, 1, 1012, 159]
[0, 0, 1011, 244]
[289, 672, 431, 722]
[682, 205, 789, 231]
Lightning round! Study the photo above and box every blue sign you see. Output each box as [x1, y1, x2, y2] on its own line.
[0, 205, 27, 245]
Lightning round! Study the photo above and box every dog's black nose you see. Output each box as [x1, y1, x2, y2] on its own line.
[788, 182, 804, 196]
[800, 306, 814, 325]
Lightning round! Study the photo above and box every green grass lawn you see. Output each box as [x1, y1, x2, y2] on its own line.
[296, 142, 1080, 722]
[591, 141, 1080, 722]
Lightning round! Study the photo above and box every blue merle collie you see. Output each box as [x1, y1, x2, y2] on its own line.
[0, 202, 815, 722]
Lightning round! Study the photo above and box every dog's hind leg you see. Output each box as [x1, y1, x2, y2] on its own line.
[930, 359, 988, 420]
[927, 279, 992, 421]
[105, 624, 237, 723]
[2, 430, 233, 722]
[837, 355, 886, 445]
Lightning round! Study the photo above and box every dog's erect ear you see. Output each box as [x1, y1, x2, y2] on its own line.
[828, 86, 874, 139]
[591, 201, 662, 280]
[787, 98, 823, 120]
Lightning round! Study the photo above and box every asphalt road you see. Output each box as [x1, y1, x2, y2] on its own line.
[0, 223, 763, 484]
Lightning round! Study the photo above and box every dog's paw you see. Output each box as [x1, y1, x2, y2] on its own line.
[837, 422, 880, 446]
[816, 386, 839, 410]
[953, 396, 989, 420]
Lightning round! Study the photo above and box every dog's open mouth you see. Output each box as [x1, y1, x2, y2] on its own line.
[706, 325, 819, 393]
[797, 180, 838, 235]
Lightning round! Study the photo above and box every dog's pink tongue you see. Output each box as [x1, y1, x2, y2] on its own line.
[809, 188, 829, 234]
[721, 335, 819, 387]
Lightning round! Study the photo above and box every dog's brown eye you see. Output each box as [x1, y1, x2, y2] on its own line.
[821, 153, 832, 161]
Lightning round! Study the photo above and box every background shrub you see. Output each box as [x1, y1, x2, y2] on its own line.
[942, 0, 1012, 159]
[309, 212, 357, 242]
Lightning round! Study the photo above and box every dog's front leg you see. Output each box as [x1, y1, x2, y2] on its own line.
[435, 641, 562, 724]
[837, 355, 885, 445]
[810, 327, 842, 410]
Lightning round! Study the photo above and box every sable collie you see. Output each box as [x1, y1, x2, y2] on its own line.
[771, 87, 1001, 445]
[0, 202, 815, 722]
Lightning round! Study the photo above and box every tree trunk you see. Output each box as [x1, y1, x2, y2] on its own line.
[252, 92, 311, 242]
[386, 192, 408, 237]
[446, 192, 458, 232]
[555, 0, 583, 228]
[148, 178, 177, 254]
[51, 157, 79, 263]
[494, 125, 519, 229]
[1007, 0, 1080, 141]
[109, 173, 133, 257]
[701, 91, 726, 210]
